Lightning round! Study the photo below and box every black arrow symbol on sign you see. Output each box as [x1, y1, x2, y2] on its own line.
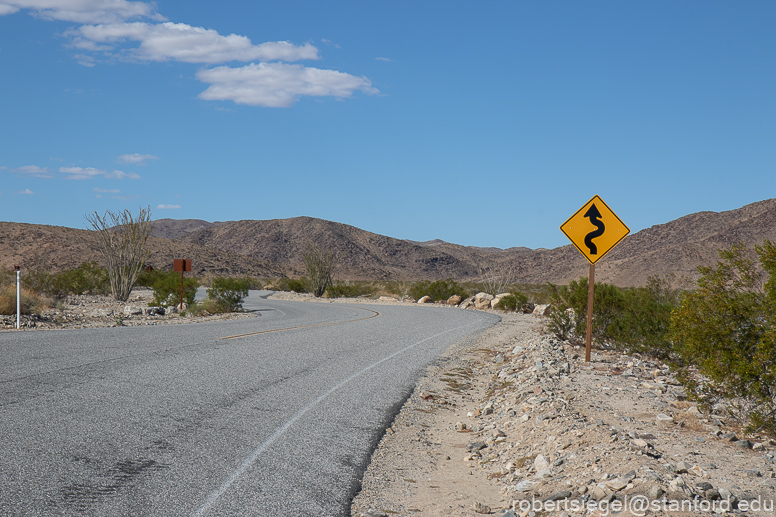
[583, 203, 605, 255]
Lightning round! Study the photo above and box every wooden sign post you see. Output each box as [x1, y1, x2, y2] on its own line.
[560, 195, 629, 362]
[173, 259, 192, 308]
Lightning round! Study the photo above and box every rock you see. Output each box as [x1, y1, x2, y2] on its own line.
[605, 477, 629, 491]
[123, 306, 143, 316]
[696, 481, 714, 491]
[520, 302, 535, 314]
[648, 486, 664, 499]
[744, 469, 762, 477]
[455, 422, 467, 431]
[511, 345, 526, 354]
[535, 467, 553, 479]
[736, 439, 753, 449]
[656, 413, 674, 424]
[446, 295, 462, 306]
[378, 296, 399, 302]
[533, 455, 550, 470]
[467, 441, 487, 453]
[592, 486, 608, 501]
[417, 296, 433, 304]
[474, 292, 494, 309]
[687, 405, 703, 417]
[513, 480, 536, 493]
[689, 465, 708, 478]
[459, 297, 473, 309]
[472, 502, 491, 514]
[545, 490, 572, 502]
[675, 461, 690, 474]
[532, 304, 551, 316]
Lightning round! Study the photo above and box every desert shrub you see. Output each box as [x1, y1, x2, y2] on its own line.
[22, 269, 54, 295]
[545, 279, 627, 345]
[0, 286, 48, 315]
[207, 277, 250, 312]
[50, 261, 110, 297]
[670, 241, 776, 433]
[495, 291, 529, 312]
[150, 271, 199, 307]
[302, 243, 340, 297]
[326, 281, 375, 298]
[609, 275, 679, 358]
[409, 279, 469, 302]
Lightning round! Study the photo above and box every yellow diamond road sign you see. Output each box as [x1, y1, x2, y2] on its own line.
[560, 195, 630, 264]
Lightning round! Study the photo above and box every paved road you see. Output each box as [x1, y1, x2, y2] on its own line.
[0, 293, 498, 516]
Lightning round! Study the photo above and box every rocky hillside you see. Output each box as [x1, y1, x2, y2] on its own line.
[2, 198, 775, 286]
[0, 223, 282, 277]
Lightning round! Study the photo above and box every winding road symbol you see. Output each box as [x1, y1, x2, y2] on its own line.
[560, 195, 630, 264]
[583, 203, 605, 255]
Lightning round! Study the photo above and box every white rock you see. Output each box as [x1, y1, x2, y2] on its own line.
[533, 454, 550, 469]
[417, 296, 433, 304]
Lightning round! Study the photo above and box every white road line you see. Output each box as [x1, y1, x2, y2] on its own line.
[191, 319, 485, 517]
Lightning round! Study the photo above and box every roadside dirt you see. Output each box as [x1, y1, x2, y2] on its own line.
[351, 312, 776, 517]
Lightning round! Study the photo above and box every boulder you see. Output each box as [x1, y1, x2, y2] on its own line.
[474, 292, 494, 310]
[417, 296, 433, 304]
[378, 296, 399, 302]
[459, 298, 474, 309]
[123, 306, 143, 316]
[446, 295, 462, 306]
[532, 304, 551, 316]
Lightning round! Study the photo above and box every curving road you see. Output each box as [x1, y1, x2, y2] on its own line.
[0, 292, 499, 516]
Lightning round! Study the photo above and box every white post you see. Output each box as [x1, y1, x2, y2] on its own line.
[16, 268, 21, 330]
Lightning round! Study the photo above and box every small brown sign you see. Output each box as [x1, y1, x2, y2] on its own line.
[173, 259, 192, 272]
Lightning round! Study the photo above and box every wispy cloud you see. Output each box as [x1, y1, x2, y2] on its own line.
[68, 22, 319, 64]
[10, 165, 52, 178]
[375, 57, 392, 62]
[93, 187, 121, 193]
[117, 153, 158, 165]
[17, 188, 34, 195]
[156, 204, 181, 209]
[0, 0, 164, 24]
[3, 1, 377, 109]
[197, 62, 378, 107]
[60, 166, 140, 180]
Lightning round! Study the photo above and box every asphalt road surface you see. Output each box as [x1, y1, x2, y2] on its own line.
[0, 293, 499, 516]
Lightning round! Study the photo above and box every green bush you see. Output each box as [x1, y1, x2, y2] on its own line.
[610, 275, 679, 359]
[151, 272, 199, 307]
[409, 279, 469, 302]
[51, 261, 110, 297]
[670, 241, 776, 433]
[545, 279, 627, 346]
[207, 277, 250, 312]
[495, 291, 529, 311]
[326, 281, 375, 298]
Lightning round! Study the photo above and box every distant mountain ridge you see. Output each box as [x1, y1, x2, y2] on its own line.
[2, 198, 775, 286]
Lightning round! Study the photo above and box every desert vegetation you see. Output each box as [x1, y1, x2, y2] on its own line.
[86, 207, 154, 302]
[545, 241, 776, 434]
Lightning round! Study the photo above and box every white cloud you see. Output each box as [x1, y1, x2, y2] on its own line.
[60, 166, 140, 180]
[117, 153, 157, 165]
[17, 188, 34, 195]
[156, 204, 181, 209]
[197, 62, 379, 107]
[0, 0, 163, 24]
[74, 53, 96, 67]
[375, 57, 392, 62]
[12, 165, 52, 178]
[93, 187, 120, 193]
[69, 22, 319, 64]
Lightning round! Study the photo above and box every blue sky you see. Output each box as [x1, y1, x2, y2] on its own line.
[1, 1, 774, 250]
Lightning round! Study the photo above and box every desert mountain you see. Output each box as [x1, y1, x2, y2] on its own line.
[0, 223, 282, 277]
[1, 198, 775, 286]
